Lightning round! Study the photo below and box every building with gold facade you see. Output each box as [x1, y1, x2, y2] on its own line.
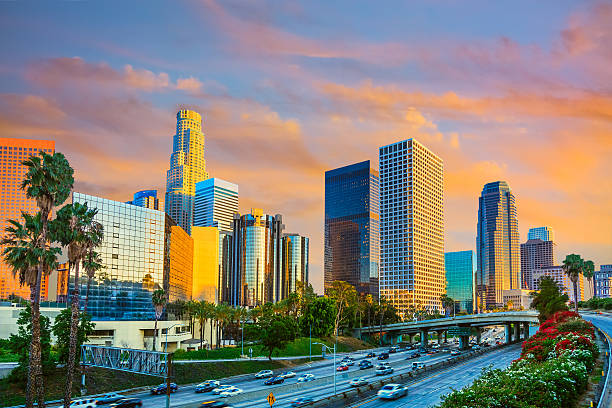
[191, 226, 219, 303]
[379, 139, 445, 318]
[0, 138, 55, 300]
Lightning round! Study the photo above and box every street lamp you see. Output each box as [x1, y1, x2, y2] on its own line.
[313, 342, 336, 394]
[164, 323, 180, 408]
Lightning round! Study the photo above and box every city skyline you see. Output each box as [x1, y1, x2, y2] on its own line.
[0, 1, 610, 293]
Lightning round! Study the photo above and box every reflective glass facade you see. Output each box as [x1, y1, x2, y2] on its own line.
[476, 181, 520, 310]
[282, 233, 309, 299]
[127, 190, 159, 210]
[0, 138, 54, 300]
[527, 226, 554, 242]
[165, 109, 209, 235]
[167, 225, 193, 303]
[324, 160, 379, 298]
[194, 178, 239, 232]
[445, 251, 475, 314]
[379, 139, 445, 317]
[70, 193, 192, 320]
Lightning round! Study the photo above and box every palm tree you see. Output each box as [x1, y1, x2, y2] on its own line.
[19, 151, 73, 408]
[82, 250, 102, 315]
[2, 213, 61, 408]
[55, 202, 103, 408]
[215, 304, 230, 348]
[185, 300, 197, 339]
[194, 301, 208, 350]
[439, 295, 455, 317]
[582, 260, 595, 299]
[563, 254, 583, 312]
[151, 289, 167, 351]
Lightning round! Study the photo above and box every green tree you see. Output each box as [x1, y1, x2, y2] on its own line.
[530, 276, 569, 322]
[582, 260, 595, 300]
[151, 289, 167, 351]
[440, 295, 455, 317]
[52, 308, 95, 364]
[82, 250, 102, 315]
[327, 280, 358, 339]
[8, 304, 55, 383]
[300, 296, 336, 337]
[257, 313, 298, 360]
[562, 254, 583, 311]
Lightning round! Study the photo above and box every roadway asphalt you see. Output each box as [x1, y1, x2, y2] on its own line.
[581, 312, 612, 407]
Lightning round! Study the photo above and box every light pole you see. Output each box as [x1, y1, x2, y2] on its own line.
[241, 319, 244, 357]
[164, 323, 180, 408]
[313, 342, 336, 394]
[309, 324, 312, 362]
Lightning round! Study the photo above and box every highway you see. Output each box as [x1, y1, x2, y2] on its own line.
[581, 312, 612, 407]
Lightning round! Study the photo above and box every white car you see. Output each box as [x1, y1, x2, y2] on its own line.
[69, 399, 97, 408]
[472, 345, 481, 350]
[297, 373, 316, 382]
[219, 387, 243, 398]
[350, 377, 368, 387]
[375, 364, 393, 376]
[377, 383, 408, 400]
[255, 369, 274, 378]
[280, 371, 296, 378]
[212, 385, 234, 395]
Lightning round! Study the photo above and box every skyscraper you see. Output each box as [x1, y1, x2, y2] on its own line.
[379, 139, 444, 317]
[528, 226, 554, 242]
[282, 233, 309, 299]
[127, 190, 159, 210]
[324, 160, 379, 298]
[194, 178, 239, 232]
[0, 138, 55, 300]
[520, 238, 555, 289]
[445, 250, 476, 314]
[476, 181, 520, 310]
[165, 109, 209, 235]
[191, 226, 220, 303]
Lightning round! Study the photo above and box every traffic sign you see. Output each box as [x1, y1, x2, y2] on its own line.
[447, 326, 471, 336]
[267, 392, 276, 406]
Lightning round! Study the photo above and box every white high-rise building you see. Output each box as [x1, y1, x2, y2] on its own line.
[194, 178, 239, 232]
[379, 139, 445, 318]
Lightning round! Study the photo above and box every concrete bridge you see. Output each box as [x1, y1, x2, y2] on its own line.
[354, 310, 540, 349]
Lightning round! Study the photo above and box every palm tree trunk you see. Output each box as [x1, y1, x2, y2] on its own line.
[573, 280, 579, 312]
[200, 320, 204, 350]
[83, 276, 92, 316]
[153, 317, 158, 351]
[64, 262, 81, 408]
[28, 284, 45, 408]
[378, 304, 384, 346]
[209, 319, 213, 350]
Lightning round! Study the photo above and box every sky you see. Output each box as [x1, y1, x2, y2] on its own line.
[0, 0, 610, 294]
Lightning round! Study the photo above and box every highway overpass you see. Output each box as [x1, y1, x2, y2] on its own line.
[353, 311, 540, 349]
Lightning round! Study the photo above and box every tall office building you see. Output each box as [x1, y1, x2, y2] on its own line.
[476, 181, 520, 310]
[445, 250, 476, 314]
[520, 239, 555, 290]
[528, 226, 554, 242]
[379, 139, 444, 317]
[165, 109, 209, 235]
[127, 190, 159, 210]
[70, 192, 193, 320]
[532, 265, 584, 304]
[594, 265, 612, 298]
[0, 138, 55, 300]
[194, 178, 239, 231]
[282, 233, 309, 299]
[324, 161, 379, 298]
[218, 230, 235, 305]
[192, 226, 220, 303]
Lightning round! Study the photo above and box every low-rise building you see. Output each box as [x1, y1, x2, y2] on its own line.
[595, 265, 612, 298]
[502, 289, 532, 310]
[532, 265, 584, 303]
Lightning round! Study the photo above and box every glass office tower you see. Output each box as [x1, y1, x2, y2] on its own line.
[324, 160, 379, 298]
[476, 181, 520, 310]
[527, 226, 554, 242]
[282, 233, 309, 299]
[379, 139, 445, 317]
[0, 138, 55, 300]
[127, 190, 159, 210]
[445, 251, 476, 314]
[165, 109, 209, 235]
[194, 178, 239, 232]
[70, 192, 192, 320]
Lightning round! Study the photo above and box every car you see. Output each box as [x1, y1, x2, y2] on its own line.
[496, 340, 502, 345]
[150, 383, 177, 395]
[377, 352, 389, 360]
[109, 399, 142, 408]
[450, 350, 461, 356]
[359, 360, 373, 370]
[377, 383, 408, 400]
[280, 371, 296, 378]
[219, 387, 243, 398]
[349, 377, 368, 387]
[388, 346, 398, 353]
[69, 399, 97, 408]
[196, 380, 221, 393]
[212, 385, 234, 395]
[264, 376, 285, 385]
[96, 393, 125, 404]
[365, 351, 376, 358]
[290, 397, 314, 407]
[336, 364, 349, 372]
[297, 373, 315, 382]
[200, 401, 234, 408]
[341, 357, 355, 366]
[254, 369, 273, 379]
[482, 342, 491, 347]
[412, 362, 425, 370]
[375, 364, 393, 375]
[472, 345, 481, 350]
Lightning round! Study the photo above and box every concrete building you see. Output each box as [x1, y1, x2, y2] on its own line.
[192, 226, 220, 303]
[0, 138, 55, 300]
[379, 139, 445, 317]
[476, 181, 520, 310]
[194, 178, 239, 232]
[520, 239, 555, 290]
[165, 109, 209, 235]
[532, 265, 584, 304]
[126, 190, 159, 210]
[324, 160, 379, 298]
[445, 250, 476, 314]
[502, 289, 532, 310]
[595, 265, 612, 298]
[527, 226, 554, 242]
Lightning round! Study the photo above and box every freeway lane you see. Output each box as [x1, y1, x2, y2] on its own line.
[581, 312, 612, 407]
[347, 343, 523, 408]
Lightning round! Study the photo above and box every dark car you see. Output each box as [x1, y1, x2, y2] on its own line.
[290, 397, 314, 407]
[200, 402, 234, 408]
[264, 376, 285, 385]
[388, 347, 398, 354]
[150, 382, 177, 395]
[109, 399, 142, 408]
[359, 360, 373, 370]
[366, 351, 376, 358]
[377, 352, 389, 360]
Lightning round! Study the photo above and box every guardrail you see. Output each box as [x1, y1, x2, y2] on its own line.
[596, 327, 611, 408]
